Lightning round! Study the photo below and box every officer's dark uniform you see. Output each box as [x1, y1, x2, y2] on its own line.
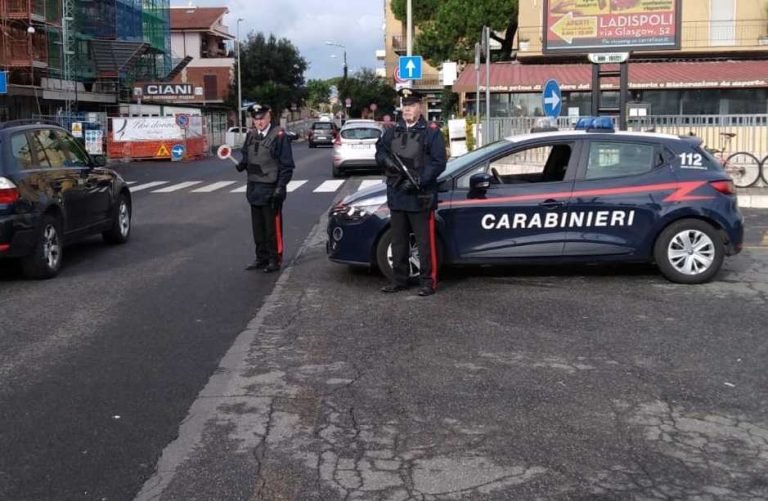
[375, 88, 447, 296]
[236, 104, 295, 272]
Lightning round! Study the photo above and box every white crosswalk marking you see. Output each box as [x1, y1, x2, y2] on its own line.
[358, 180, 383, 190]
[130, 181, 169, 192]
[314, 180, 345, 193]
[191, 181, 237, 193]
[152, 181, 202, 193]
[287, 180, 307, 192]
[126, 181, 137, 185]
[230, 185, 247, 193]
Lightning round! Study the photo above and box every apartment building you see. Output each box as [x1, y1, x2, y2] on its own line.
[453, 0, 768, 117]
[0, 0, 173, 120]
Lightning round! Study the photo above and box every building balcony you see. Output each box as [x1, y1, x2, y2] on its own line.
[3, 0, 52, 22]
[391, 35, 407, 54]
[0, 37, 48, 68]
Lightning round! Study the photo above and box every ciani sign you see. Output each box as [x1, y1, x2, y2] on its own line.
[136, 83, 196, 101]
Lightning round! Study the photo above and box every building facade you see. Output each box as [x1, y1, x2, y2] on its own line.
[454, 0, 768, 118]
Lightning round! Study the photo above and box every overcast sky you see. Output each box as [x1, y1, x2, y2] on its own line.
[171, 1, 385, 81]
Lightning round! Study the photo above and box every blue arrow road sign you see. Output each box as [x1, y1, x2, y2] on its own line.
[398, 56, 423, 80]
[542, 79, 562, 118]
[0, 71, 7, 94]
[171, 144, 185, 161]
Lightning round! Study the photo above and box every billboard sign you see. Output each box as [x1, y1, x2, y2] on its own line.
[139, 82, 195, 101]
[543, 0, 681, 53]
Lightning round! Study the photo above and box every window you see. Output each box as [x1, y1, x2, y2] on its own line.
[10, 133, 34, 170]
[340, 128, 381, 140]
[456, 142, 573, 188]
[586, 141, 656, 180]
[32, 129, 88, 169]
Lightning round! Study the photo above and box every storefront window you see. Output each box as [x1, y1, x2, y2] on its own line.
[681, 90, 719, 115]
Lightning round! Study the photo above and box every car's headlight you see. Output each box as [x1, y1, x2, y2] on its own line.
[331, 194, 387, 220]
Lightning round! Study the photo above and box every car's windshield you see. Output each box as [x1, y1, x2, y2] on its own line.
[340, 128, 381, 140]
[313, 123, 333, 130]
[438, 140, 511, 181]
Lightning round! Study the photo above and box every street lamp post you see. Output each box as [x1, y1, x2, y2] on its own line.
[325, 41, 347, 121]
[236, 18, 244, 145]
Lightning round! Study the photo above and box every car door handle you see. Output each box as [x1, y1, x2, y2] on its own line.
[539, 199, 563, 209]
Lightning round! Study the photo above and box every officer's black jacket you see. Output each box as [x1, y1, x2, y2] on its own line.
[375, 116, 447, 212]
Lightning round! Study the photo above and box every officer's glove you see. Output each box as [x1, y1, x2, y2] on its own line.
[398, 178, 419, 194]
[271, 185, 286, 210]
[382, 156, 400, 178]
[235, 161, 246, 172]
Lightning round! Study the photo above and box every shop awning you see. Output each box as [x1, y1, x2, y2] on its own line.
[453, 60, 768, 93]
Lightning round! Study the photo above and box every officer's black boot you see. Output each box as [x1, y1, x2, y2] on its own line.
[417, 286, 435, 296]
[263, 260, 280, 273]
[381, 284, 408, 293]
[246, 258, 268, 271]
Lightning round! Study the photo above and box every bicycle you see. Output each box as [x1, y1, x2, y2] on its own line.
[762, 154, 768, 186]
[708, 132, 761, 188]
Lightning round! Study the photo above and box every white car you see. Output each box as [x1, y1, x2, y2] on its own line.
[225, 127, 248, 148]
[332, 120, 384, 178]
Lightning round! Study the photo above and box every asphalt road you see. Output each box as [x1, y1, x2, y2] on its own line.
[0, 142, 352, 500]
[139, 205, 768, 501]
[2, 147, 767, 500]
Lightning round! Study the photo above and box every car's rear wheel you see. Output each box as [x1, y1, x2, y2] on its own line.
[375, 228, 441, 282]
[332, 164, 343, 178]
[21, 214, 63, 279]
[103, 193, 131, 244]
[308, 141, 315, 148]
[653, 219, 724, 284]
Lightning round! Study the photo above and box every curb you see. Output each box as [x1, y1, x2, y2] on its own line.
[737, 187, 768, 209]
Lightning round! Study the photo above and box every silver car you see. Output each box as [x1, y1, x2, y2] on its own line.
[332, 120, 384, 177]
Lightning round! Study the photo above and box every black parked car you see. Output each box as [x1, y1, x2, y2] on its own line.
[307, 121, 338, 148]
[0, 120, 131, 279]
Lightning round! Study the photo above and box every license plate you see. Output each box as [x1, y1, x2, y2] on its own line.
[350, 144, 372, 150]
[316, 136, 327, 140]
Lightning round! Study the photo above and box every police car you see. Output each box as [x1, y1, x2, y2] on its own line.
[326, 118, 744, 284]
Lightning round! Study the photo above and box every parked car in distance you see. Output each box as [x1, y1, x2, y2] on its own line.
[308, 121, 339, 148]
[0, 120, 132, 279]
[225, 126, 248, 148]
[332, 120, 384, 178]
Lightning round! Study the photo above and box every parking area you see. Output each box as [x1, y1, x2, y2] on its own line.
[142, 208, 768, 500]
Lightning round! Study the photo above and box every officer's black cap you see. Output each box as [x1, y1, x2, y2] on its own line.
[249, 104, 271, 118]
[398, 88, 422, 105]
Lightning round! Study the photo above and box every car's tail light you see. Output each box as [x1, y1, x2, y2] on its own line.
[0, 177, 19, 204]
[710, 180, 736, 195]
[334, 135, 341, 146]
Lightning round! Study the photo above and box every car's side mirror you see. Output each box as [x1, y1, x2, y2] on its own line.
[91, 155, 107, 167]
[469, 172, 493, 191]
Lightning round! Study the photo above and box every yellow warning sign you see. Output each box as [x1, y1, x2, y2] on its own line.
[156, 144, 170, 157]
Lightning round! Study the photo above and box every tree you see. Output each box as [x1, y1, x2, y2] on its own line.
[391, 0, 518, 65]
[304, 79, 332, 112]
[228, 32, 308, 118]
[335, 68, 398, 119]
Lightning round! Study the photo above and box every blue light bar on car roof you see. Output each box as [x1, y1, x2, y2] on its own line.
[574, 116, 615, 132]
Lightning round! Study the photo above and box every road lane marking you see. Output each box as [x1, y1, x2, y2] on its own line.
[358, 180, 383, 190]
[191, 181, 237, 193]
[126, 181, 137, 185]
[152, 181, 202, 193]
[130, 181, 168, 192]
[287, 180, 307, 192]
[314, 180, 345, 193]
[231, 185, 247, 193]
[761, 231, 768, 246]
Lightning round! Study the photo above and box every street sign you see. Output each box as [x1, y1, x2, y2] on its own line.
[0, 71, 7, 94]
[588, 52, 630, 64]
[175, 113, 190, 129]
[398, 56, 423, 81]
[71, 122, 83, 138]
[542, 79, 562, 118]
[171, 144, 185, 162]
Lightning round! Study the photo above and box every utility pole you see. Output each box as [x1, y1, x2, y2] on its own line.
[475, 42, 481, 148]
[406, 0, 412, 56]
[484, 26, 490, 145]
[236, 18, 243, 144]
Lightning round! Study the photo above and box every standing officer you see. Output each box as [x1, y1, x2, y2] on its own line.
[236, 104, 295, 272]
[375, 88, 447, 296]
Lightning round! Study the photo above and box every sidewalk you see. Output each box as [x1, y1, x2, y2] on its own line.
[737, 186, 768, 208]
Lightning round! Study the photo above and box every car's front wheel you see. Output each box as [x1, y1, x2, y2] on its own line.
[653, 219, 724, 284]
[375, 228, 441, 282]
[103, 193, 131, 244]
[21, 214, 63, 279]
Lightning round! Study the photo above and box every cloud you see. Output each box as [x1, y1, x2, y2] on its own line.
[172, 0, 384, 80]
